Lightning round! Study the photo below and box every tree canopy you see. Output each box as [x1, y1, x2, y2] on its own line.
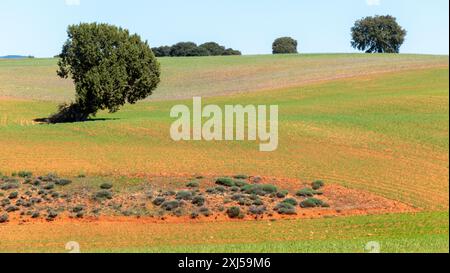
[55, 23, 160, 122]
[199, 42, 227, 56]
[351, 15, 407, 53]
[152, 41, 241, 57]
[272, 37, 298, 54]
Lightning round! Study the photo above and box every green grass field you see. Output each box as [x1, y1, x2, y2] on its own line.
[0, 54, 448, 253]
[0, 212, 447, 253]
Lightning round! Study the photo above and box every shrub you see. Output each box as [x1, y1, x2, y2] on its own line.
[234, 180, 248, 188]
[231, 186, 240, 192]
[0, 182, 19, 191]
[163, 190, 176, 196]
[46, 210, 58, 220]
[214, 186, 227, 193]
[275, 202, 297, 215]
[94, 190, 113, 200]
[282, 198, 298, 206]
[173, 208, 183, 217]
[300, 198, 329, 208]
[39, 173, 58, 182]
[18, 171, 33, 178]
[8, 192, 19, 199]
[190, 212, 199, 219]
[43, 183, 55, 190]
[238, 199, 253, 206]
[231, 194, 244, 201]
[152, 197, 166, 206]
[296, 188, 316, 197]
[311, 180, 325, 190]
[252, 199, 264, 206]
[276, 190, 289, 198]
[199, 207, 212, 217]
[76, 212, 84, 218]
[242, 184, 278, 196]
[249, 205, 266, 215]
[31, 211, 40, 219]
[192, 196, 206, 207]
[215, 177, 235, 187]
[272, 37, 298, 54]
[186, 181, 200, 188]
[55, 179, 72, 186]
[30, 198, 42, 204]
[100, 183, 113, 190]
[0, 214, 8, 223]
[176, 191, 193, 200]
[6, 206, 19, 213]
[233, 174, 249, 180]
[161, 200, 180, 211]
[226, 206, 242, 219]
[72, 205, 84, 213]
[261, 184, 278, 193]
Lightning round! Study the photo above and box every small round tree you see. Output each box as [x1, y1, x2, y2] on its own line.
[272, 37, 298, 54]
[351, 15, 407, 53]
[55, 23, 161, 122]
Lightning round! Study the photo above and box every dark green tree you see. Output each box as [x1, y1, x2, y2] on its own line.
[199, 42, 226, 56]
[222, 48, 242, 56]
[272, 37, 298, 54]
[170, 42, 207, 57]
[185, 46, 210, 57]
[55, 23, 160, 122]
[351, 15, 407, 53]
[152, 46, 172, 57]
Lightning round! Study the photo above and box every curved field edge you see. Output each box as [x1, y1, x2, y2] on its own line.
[0, 54, 448, 102]
[1, 67, 448, 210]
[0, 211, 447, 253]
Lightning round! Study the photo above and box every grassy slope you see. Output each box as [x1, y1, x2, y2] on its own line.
[0, 212, 447, 253]
[0, 54, 448, 101]
[0, 55, 448, 252]
[0, 67, 447, 210]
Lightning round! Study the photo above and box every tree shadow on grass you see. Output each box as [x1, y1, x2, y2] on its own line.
[34, 103, 120, 124]
[33, 117, 120, 124]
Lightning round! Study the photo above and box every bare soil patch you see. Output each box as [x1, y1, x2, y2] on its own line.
[0, 173, 416, 225]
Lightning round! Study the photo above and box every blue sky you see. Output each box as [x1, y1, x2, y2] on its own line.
[1, 0, 448, 57]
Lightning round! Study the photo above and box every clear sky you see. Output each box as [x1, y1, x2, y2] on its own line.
[1, 0, 448, 57]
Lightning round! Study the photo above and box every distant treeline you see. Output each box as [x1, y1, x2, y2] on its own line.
[152, 42, 241, 57]
[0, 55, 34, 59]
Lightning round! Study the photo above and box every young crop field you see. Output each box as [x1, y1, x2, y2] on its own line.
[0, 54, 448, 253]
